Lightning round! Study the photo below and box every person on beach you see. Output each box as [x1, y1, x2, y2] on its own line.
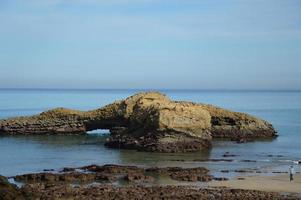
[289, 166, 294, 182]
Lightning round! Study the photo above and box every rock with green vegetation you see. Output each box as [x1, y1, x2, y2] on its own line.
[0, 92, 277, 152]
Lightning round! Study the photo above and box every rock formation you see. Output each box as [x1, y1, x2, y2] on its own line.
[1, 169, 296, 200]
[17, 184, 298, 200]
[1, 164, 299, 200]
[0, 175, 24, 200]
[14, 164, 211, 184]
[0, 92, 277, 152]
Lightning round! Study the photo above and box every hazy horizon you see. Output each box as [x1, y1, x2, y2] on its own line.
[1, 87, 301, 92]
[1, 0, 301, 90]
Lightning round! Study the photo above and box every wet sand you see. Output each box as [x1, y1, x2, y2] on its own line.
[209, 174, 301, 193]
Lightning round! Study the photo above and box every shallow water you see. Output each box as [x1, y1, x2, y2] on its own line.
[0, 89, 300, 177]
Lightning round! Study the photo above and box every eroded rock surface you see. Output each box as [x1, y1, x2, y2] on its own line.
[0, 92, 277, 152]
[20, 184, 296, 200]
[2, 164, 300, 200]
[14, 165, 212, 184]
[146, 167, 212, 182]
[0, 175, 24, 200]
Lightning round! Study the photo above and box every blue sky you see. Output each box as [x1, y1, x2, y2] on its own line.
[0, 0, 301, 89]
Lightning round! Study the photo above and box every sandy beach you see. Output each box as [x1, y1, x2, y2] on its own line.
[209, 174, 301, 193]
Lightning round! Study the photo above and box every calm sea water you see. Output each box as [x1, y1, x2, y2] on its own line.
[0, 89, 300, 177]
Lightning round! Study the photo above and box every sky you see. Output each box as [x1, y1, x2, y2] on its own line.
[0, 0, 301, 90]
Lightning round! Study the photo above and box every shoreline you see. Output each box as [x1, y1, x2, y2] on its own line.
[1, 164, 301, 200]
[208, 174, 301, 194]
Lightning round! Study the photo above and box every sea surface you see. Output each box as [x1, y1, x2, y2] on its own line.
[0, 89, 300, 178]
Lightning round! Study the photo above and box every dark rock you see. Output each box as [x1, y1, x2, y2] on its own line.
[19, 184, 297, 200]
[169, 159, 185, 162]
[61, 167, 76, 172]
[222, 152, 238, 157]
[81, 164, 144, 174]
[240, 160, 257, 163]
[105, 131, 212, 153]
[0, 175, 24, 200]
[14, 171, 117, 183]
[234, 170, 254, 173]
[3, 164, 301, 200]
[267, 155, 284, 158]
[213, 177, 229, 181]
[231, 137, 255, 143]
[146, 167, 210, 182]
[43, 169, 55, 172]
[193, 158, 233, 162]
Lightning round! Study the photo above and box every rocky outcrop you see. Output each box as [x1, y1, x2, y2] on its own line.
[0, 92, 277, 152]
[3, 164, 300, 200]
[146, 167, 212, 182]
[14, 164, 211, 184]
[0, 175, 24, 200]
[20, 184, 297, 200]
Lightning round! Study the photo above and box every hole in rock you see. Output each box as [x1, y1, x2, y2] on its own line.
[87, 129, 110, 135]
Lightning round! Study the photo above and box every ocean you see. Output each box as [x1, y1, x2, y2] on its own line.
[0, 89, 300, 178]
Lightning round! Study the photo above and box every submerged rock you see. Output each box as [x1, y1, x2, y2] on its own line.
[222, 152, 238, 157]
[0, 92, 277, 152]
[193, 159, 233, 162]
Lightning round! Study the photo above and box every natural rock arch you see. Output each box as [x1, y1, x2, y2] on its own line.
[0, 92, 277, 152]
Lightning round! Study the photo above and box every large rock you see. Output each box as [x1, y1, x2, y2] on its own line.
[0, 92, 277, 152]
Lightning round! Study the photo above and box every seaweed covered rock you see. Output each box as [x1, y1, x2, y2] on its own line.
[0, 92, 277, 152]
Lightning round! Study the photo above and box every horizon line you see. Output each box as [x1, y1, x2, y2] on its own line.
[0, 88, 301, 92]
